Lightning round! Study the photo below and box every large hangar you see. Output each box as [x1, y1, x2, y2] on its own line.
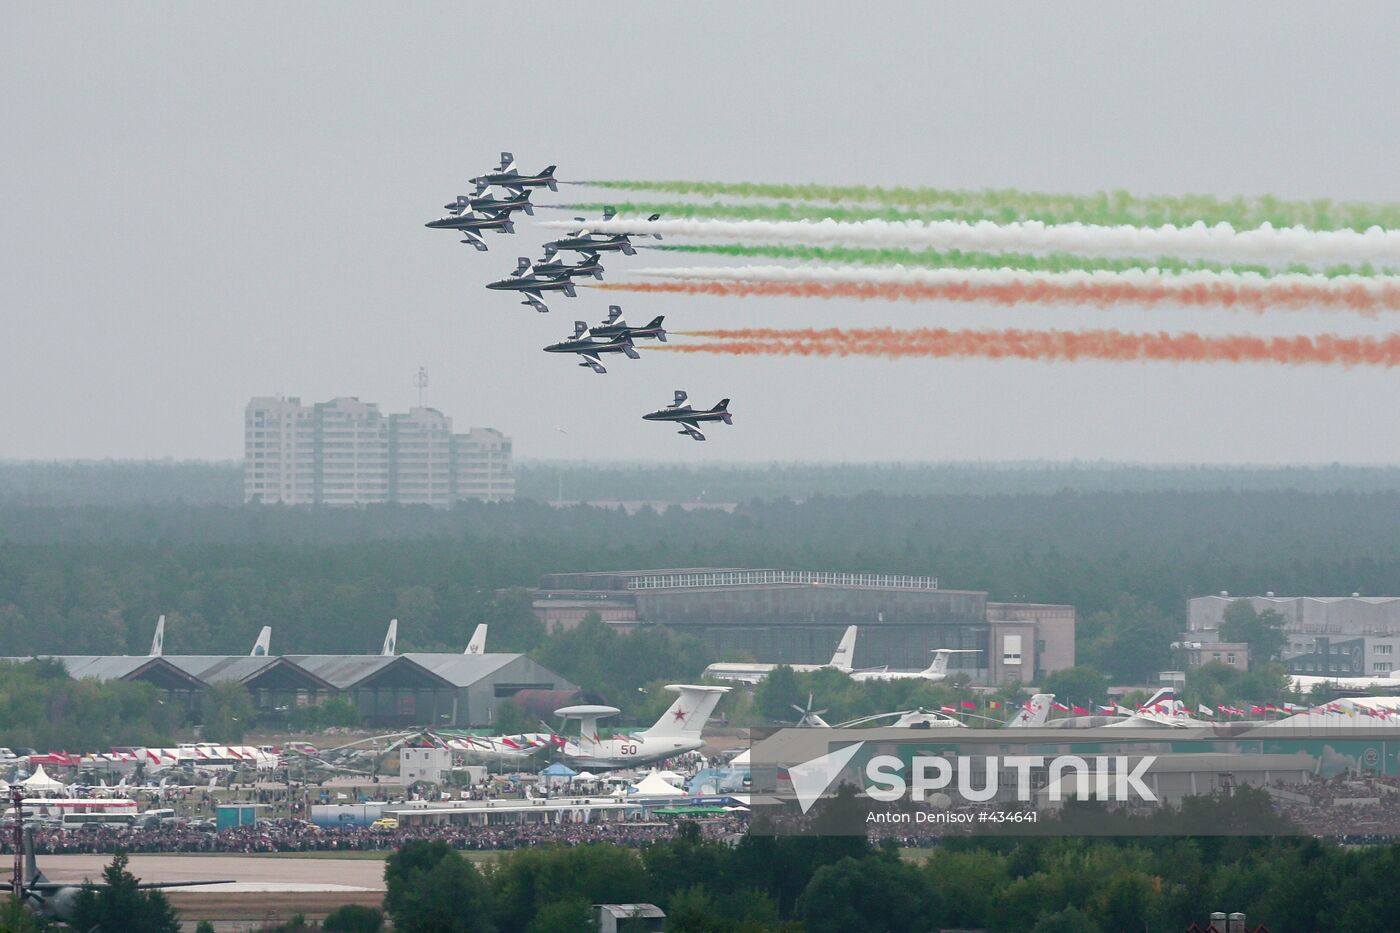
[528, 568, 1074, 685]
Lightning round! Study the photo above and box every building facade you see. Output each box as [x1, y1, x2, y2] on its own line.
[526, 568, 1076, 686]
[1187, 594, 1400, 677]
[244, 396, 513, 506]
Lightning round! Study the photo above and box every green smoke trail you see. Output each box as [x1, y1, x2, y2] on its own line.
[653, 243, 1400, 279]
[574, 184, 1400, 232]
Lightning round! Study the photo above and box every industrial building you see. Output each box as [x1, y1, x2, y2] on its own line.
[4, 652, 574, 729]
[243, 395, 514, 506]
[1188, 594, 1400, 677]
[526, 568, 1075, 686]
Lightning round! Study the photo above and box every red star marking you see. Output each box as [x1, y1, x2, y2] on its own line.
[671, 708, 689, 722]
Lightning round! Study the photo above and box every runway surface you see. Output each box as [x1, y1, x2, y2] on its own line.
[39, 854, 386, 891]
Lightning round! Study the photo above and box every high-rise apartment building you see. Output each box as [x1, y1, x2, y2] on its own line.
[244, 396, 513, 506]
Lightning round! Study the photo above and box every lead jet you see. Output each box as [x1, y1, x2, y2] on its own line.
[542, 209, 662, 257]
[470, 151, 558, 193]
[585, 305, 667, 343]
[524, 253, 605, 282]
[543, 327, 640, 374]
[423, 210, 516, 251]
[487, 258, 577, 313]
[642, 390, 732, 441]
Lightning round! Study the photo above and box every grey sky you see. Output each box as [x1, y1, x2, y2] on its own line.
[4, 3, 1400, 463]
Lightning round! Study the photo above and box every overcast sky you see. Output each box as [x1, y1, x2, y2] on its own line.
[5, 3, 1400, 463]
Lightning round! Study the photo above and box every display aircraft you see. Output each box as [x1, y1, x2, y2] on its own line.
[1, 820, 230, 924]
[583, 306, 667, 343]
[642, 390, 732, 441]
[542, 210, 661, 256]
[469, 152, 558, 193]
[848, 648, 981, 683]
[455, 190, 534, 217]
[542, 329, 640, 374]
[486, 262, 577, 313]
[703, 626, 858, 685]
[423, 210, 516, 250]
[550, 684, 730, 769]
[515, 254, 604, 282]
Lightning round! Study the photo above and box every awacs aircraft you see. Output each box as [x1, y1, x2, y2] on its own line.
[704, 626, 858, 685]
[514, 254, 604, 282]
[542, 209, 661, 257]
[642, 390, 732, 441]
[552, 684, 730, 769]
[585, 306, 667, 343]
[423, 210, 516, 251]
[469, 151, 558, 193]
[543, 328, 640, 374]
[487, 260, 577, 313]
[1, 823, 229, 923]
[848, 648, 980, 683]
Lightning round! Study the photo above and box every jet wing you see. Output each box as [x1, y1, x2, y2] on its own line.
[679, 421, 706, 441]
[459, 232, 488, 252]
[580, 353, 607, 374]
[521, 292, 550, 313]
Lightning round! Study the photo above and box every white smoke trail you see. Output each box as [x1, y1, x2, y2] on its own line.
[539, 217, 1400, 266]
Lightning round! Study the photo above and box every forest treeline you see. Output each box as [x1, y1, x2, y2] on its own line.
[3, 489, 1400, 678]
[8, 460, 1400, 506]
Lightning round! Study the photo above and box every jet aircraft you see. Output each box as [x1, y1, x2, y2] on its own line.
[848, 648, 981, 683]
[584, 306, 667, 343]
[518, 254, 605, 282]
[542, 209, 661, 256]
[422, 210, 516, 251]
[642, 390, 732, 441]
[469, 151, 558, 193]
[550, 684, 730, 769]
[543, 328, 640, 374]
[487, 260, 577, 313]
[704, 626, 858, 685]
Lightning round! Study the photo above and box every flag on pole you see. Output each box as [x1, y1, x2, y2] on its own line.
[1071, 704, 1090, 716]
[1198, 704, 1214, 717]
[1052, 702, 1070, 712]
[960, 700, 977, 710]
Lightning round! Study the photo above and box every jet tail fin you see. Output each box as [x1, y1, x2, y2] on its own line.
[251, 626, 271, 657]
[642, 684, 731, 739]
[562, 283, 576, 298]
[828, 625, 857, 672]
[23, 825, 40, 887]
[501, 221, 515, 235]
[1007, 693, 1054, 728]
[381, 619, 398, 656]
[465, 624, 488, 655]
[149, 614, 166, 657]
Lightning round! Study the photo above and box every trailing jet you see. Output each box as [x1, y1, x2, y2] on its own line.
[552, 684, 730, 770]
[543, 328, 640, 374]
[1, 822, 230, 924]
[542, 209, 661, 257]
[456, 190, 534, 217]
[465, 624, 487, 655]
[422, 210, 516, 251]
[704, 626, 858, 685]
[526, 252, 607, 281]
[642, 390, 732, 441]
[585, 305, 667, 343]
[487, 261, 577, 313]
[469, 151, 558, 193]
[848, 648, 981, 683]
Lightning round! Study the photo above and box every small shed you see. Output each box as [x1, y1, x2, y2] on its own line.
[594, 903, 666, 933]
[215, 803, 267, 830]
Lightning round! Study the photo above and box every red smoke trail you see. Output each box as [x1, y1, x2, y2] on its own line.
[659, 327, 1400, 367]
[597, 279, 1400, 314]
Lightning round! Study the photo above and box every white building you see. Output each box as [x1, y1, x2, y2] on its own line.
[245, 397, 513, 506]
[1188, 594, 1400, 677]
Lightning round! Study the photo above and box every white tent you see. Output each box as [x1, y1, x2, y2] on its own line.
[21, 765, 64, 795]
[629, 772, 686, 797]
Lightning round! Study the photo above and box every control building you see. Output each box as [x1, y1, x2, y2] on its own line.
[244, 396, 513, 506]
[526, 568, 1075, 686]
[1188, 593, 1400, 677]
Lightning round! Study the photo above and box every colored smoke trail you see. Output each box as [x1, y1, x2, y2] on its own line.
[608, 266, 1400, 314]
[658, 327, 1400, 368]
[572, 184, 1400, 232]
[655, 243, 1400, 279]
[541, 217, 1400, 267]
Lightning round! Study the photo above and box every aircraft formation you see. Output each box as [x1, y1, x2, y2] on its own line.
[426, 152, 732, 442]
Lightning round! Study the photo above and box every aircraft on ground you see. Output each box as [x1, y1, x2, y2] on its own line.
[704, 626, 858, 685]
[642, 391, 732, 441]
[469, 151, 558, 193]
[848, 648, 981, 683]
[542, 328, 640, 374]
[0, 820, 229, 924]
[550, 684, 730, 769]
[542, 209, 661, 256]
[487, 261, 577, 313]
[583, 306, 667, 343]
[423, 210, 516, 250]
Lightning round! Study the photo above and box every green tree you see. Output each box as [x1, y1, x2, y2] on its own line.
[323, 903, 385, 933]
[1041, 666, 1109, 708]
[200, 681, 255, 743]
[1220, 600, 1288, 662]
[493, 698, 532, 735]
[69, 852, 182, 933]
[384, 841, 494, 933]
